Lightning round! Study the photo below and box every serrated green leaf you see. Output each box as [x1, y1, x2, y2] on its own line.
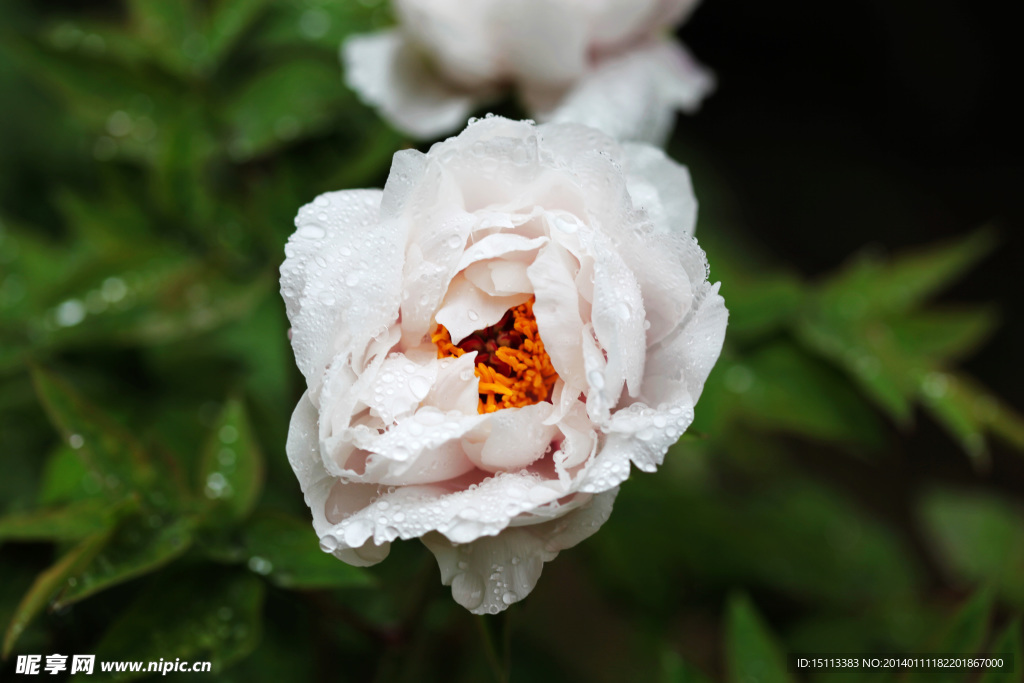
[240, 513, 373, 589]
[887, 308, 998, 365]
[200, 398, 263, 524]
[726, 593, 794, 683]
[796, 316, 916, 423]
[919, 490, 1024, 606]
[3, 531, 110, 657]
[818, 229, 994, 318]
[30, 366, 154, 498]
[55, 514, 194, 609]
[919, 373, 1024, 461]
[0, 499, 113, 542]
[95, 567, 264, 681]
[979, 619, 1022, 683]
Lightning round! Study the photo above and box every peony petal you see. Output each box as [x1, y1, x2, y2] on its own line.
[435, 273, 531, 344]
[282, 190, 402, 401]
[491, 0, 589, 86]
[343, 30, 482, 140]
[351, 407, 484, 485]
[464, 402, 559, 472]
[286, 392, 393, 565]
[386, 153, 479, 348]
[329, 470, 570, 549]
[622, 143, 698, 238]
[590, 238, 647, 400]
[394, 0, 501, 88]
[528, 240, 587, 390]
[424, 352, 481, 416]
[422, 489, 617, 614]
[536, 40, 715, 145]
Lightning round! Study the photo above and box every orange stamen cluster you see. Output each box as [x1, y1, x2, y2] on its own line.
[432, 297, 559, 414]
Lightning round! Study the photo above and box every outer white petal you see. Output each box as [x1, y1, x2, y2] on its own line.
[327, 470, 572, 550]
[281, 190, 402, 401]
[286, 392, 392, 566]
[580, 280, 727, 489]
[343, 30, 482, 140]
[536, 40, 715, 144]
[622, 143, 698, 238]
[422, 489, 618, 614]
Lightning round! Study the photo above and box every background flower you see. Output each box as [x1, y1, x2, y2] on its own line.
[343, 0, 715, 143]
[281, 117, 727, 613]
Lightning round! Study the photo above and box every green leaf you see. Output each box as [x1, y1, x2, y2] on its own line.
[220, 59, 348, 159]
[726, 593, 794, 683]
[886, 308, 998, 365]
[721, 343, 885, 447]
[817, 229, 994, 318]
[30, 366, 154, 498]
[54, 514, 194, 609]
[796, 316, 917, 423]
[255, 2, 386, 51]
[0, 499, 113, 542]
[240, 514, 373, 589]
[37, 445, 103, 505]
[919, 373, 1024, 461]
[979, 619, 1022, 683]
[905, 589, 993, 683]
[95, 567, 264, 680]
[205, 0, 273, 65]
[661, 648, 715, 683]
[3, 531, 110, 657]
[919, 490, 1024, 606]
[200, 398, 263, 524]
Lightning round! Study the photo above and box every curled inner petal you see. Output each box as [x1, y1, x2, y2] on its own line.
[433, 297, 558, 414]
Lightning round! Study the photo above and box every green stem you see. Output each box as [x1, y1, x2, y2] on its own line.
[476, 615, 508, 683]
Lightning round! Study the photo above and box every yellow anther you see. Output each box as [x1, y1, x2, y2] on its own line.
[434, 296, 559, 413]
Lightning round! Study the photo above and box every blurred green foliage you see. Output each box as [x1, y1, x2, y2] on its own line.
[0, 1, 1022, 681]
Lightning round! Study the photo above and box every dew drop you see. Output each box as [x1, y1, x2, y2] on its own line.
[248, 556, 272, 575]
[409, 375, 431, 400]
[298, 226, 325, 240]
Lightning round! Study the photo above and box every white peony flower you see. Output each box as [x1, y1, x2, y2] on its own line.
[280, 116, 727, 614]
[343, 0, 715, 144]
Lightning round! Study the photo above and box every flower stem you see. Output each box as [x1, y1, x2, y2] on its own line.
[476, 615, 508, 683]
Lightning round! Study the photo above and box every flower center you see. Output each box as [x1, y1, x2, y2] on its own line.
[432, 297, 559, 414]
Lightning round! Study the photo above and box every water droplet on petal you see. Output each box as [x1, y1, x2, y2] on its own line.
[409, 375, 431, 400]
